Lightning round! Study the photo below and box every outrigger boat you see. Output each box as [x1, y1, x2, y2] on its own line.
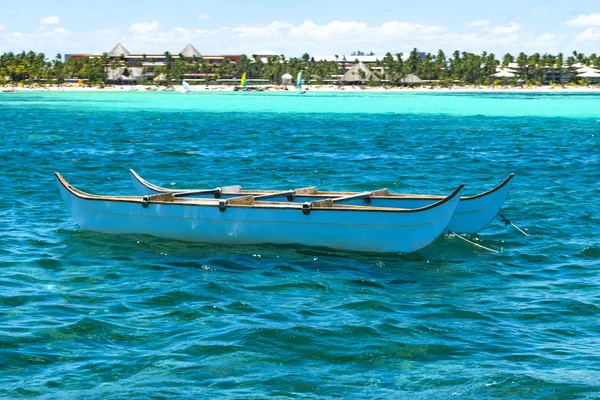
[56, 173, 464, 253]
[129, 170, 514, 234]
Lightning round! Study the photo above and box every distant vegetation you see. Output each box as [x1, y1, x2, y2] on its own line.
[1, 49, 598, 86]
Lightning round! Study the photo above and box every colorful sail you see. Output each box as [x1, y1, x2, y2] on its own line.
[240, 73, 247, 87]
[297, 71, 303, 89]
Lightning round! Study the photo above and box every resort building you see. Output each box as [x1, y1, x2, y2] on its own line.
[495, 62, 576, 84]
[340, 61, 381, 83]
[66, 43, 242, 84]
[61, 46, 434, 84]
[311, 52, 425, 76]
[66, 43, 241, 65]
[312, 55, 384, 75]
[542, 67, 575, 85]
[252, 50, 283, 63]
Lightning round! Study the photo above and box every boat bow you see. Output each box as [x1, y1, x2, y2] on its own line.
[448, 173, 514, 233]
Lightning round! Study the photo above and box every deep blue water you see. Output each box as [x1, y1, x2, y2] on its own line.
[0, 91, 599, 398]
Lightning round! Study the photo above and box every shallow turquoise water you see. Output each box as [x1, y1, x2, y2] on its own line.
[1, 91, 599, 398]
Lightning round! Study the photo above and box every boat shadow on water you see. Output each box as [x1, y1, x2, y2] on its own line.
[55, 227, 514, 273]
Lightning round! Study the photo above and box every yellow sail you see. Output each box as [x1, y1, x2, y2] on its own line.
[240, 73, 247, 87]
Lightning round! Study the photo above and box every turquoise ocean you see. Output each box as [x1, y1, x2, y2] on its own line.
[0, 91, 599, 398]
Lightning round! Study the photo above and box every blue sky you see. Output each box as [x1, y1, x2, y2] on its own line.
[1, 0, 599, 57]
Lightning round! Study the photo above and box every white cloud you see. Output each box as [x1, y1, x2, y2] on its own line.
[530, 33, 566, 50]
[40, 16, 60, 25]
[3, 27, 69, 50]
[129, 20, 159, 36]
[198, 13, 209, 21]
[378, 21, 443, 37]
[0, 18, 597, 57]
[42, 27, 67, 37]
[3, 32, 34, 47]
[576, 27, 600, 41]
[490, 23, 520, 34]
[566, 14, 600, 27]
[467, 20, 491, 27]
[536, 33, 557, 43]
[229, 21, 293, 40]
[0, 24, 5, 31]
[466, 20, 520, 36]
[289, 20, 367, 40]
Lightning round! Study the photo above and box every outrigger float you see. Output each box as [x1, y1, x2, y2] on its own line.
[55, 173, 464, 253]
[129, 170, 514, 234]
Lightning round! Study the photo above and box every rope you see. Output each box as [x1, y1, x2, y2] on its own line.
[498, 214, 529, 236]
[446, 229, 499, 253]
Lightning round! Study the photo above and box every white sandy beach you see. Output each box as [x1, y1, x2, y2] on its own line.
[3, 84, 600, 93]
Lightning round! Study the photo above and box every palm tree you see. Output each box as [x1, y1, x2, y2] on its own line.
[53, 53, 64, 85]
[502, 53, 514, 67]
[418, 53, 434, 81]
[557, 53, 564, 85]
[163, 51, 173, 85]
[516, 52, 528, 82]
[436, 50, 447, 80]
[381, 52, 396, 83]
[528, 53, 542, 84]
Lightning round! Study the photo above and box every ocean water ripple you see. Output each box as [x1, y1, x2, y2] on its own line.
[0, 91, 599, 398]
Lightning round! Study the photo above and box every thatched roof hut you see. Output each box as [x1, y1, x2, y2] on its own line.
[341, 62, 379, 82]
[180, 44, 201, 58]
[108, 43, 130, 58]
[400, 74, 423, 84]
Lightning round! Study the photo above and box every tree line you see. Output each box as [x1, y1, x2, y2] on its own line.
[1, 49, 598, 86]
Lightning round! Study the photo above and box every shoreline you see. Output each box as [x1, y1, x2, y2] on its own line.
[3, 84, 600, 93]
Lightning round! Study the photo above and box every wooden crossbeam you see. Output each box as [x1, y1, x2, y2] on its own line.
[371, 189, 389, 196]
[309, 199, 333, 208]
[331, 192, 372, 203]
[171, 185, 241, 198]
[173, 188, 221, 198]
[300, 187, 388, 214]
[301, 199, 333, 215]
[253, 190, 295, 200]
[146, 193, 175, 202]
[142, 192, 174, 207]
[294, 186, 317, 195]
[218, 195, 255, 212]
[222, 185, 242, 193]
[224, 195, 255, 205]
[254, 187, 317, 201]
[329, 189, 389, 204]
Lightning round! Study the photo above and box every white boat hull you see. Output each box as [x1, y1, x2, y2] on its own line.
[57, 173, 464, 253]
[130, 170, 514, 234]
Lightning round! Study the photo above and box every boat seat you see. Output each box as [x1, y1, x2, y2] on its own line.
[141, 192, 174, 207]
[218, 195, 255, 212]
